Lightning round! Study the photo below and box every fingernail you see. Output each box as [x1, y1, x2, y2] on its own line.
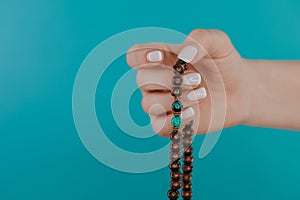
[178, 45, 198, 63]
[182, 107, 195, 120]
[146, 50, 163, 62]
[183, 73, 201, 86]
[187, 87, 207, 101]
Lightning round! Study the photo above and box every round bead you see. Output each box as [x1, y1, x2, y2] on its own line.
[168, 189, 179, 199]
[182, 137, 193, 146]
[173, 60, 188, 74]
[170, 142, 180, 152]
[182, 173, 192, 182]
[169, 161, 181, 170]
[173, 65, 184, 74]
[169, 152, 181, 161]
[172, 75, 183, 86]
[183, 146, 193, 155]
[170, 180, 181, 190]
[182, 127, 194, 137]
[171, 116, 182, 128]
[182, 190, 192, 199]
[183, 155, 194, 164]
[182, 164, 193, 173]
[182, 183, 192, 190]
[171, 100, 182, 112]
[170, 171, 181, 180]
[170, 131, 181, 142]
[171, 87, 182, 97]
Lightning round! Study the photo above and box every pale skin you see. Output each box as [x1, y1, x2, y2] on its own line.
[126, 29, 300, 137]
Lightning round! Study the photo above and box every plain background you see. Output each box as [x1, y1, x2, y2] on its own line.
[1, 0, 300, 199]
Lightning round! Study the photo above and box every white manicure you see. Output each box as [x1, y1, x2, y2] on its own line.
[183, 73, 201, 86]
[146, 50, 163, 62]
[182, 107, 195, 120]
[178, 45, 198, 63]
[187, 87, 207, 101]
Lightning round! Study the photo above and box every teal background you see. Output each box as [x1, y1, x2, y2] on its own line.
[1, 0, 300, 199]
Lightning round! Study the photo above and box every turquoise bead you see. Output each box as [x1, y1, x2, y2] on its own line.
[171, 101, 182, 112]
[171, 116, 182, 127]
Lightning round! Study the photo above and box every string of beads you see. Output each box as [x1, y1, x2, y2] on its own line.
[168, 59, 194, 200]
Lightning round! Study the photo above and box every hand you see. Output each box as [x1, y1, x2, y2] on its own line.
[126, 29, 253, 136]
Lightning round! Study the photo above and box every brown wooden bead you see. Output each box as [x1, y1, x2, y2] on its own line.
[171, 87, 182, 97]
[172, 75, 183, 86]
[182, 190, 192, 199]
[169, 161, 181, 170]
[170, 171, 181, 180]
[169, 152, 181, 161]
[170, 131, 181, 142]
[183, 155, 194, 164]
[182, 127, 194, 137]
[182, 164, 193, 173]
[182, 183, 192, 190]
[173, 65, 184, 74]
[173, 59, 188, 74]
[182, 137, 193, 146]
[170, 142, 180, 152]
[182, 146, 193, 155]
[170, 180, 181, 190]
[168, 189, 179, 199]
[182, 173, 192, 182]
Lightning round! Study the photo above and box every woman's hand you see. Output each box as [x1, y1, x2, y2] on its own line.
[126, 29, 254, 136]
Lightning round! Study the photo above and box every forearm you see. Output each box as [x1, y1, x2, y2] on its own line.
[243, 59, 300, 130]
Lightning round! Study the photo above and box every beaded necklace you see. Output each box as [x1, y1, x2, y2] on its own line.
[168, 59, 194, 200]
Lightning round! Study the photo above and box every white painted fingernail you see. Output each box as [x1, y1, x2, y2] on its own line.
[183, 73, 201, 86]
[187, 87, 207, 101]
[146, 50, 163, 62]
[178, 45, 198, 63]
[182, 107, 195, 120]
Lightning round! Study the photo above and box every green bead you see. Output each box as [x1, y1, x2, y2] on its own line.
[171, 116, 182, 127]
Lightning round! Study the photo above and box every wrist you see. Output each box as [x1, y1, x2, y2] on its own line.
[240, 59, 276, 127]
[238, 58, 264, 126]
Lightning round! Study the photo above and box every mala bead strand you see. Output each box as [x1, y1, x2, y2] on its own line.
[181, 121, 194, 200]
[168, 59, 187, 200]
[167, 45, 200, 199]
[169, 58, 196, 200]
[169, 59, 195, 199]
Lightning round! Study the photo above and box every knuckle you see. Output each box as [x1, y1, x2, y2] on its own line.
[211, 29, 232, 45]
[189, 29, 229, 41]
[212, 29, 229, 40]
[190, 29, 202, 35]
[212, 29, 226, 35]
[189, 29, 210, 38]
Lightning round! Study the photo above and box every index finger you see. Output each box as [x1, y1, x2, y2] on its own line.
[126, 42, 181, 69]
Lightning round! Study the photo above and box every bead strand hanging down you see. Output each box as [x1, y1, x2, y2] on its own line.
[168, 59, 185, 200]
[168, 59, 194, 200]
[181, 121, 194, 200]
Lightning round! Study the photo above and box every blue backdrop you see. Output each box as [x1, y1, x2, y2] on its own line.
[1, 0, 300, 199]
